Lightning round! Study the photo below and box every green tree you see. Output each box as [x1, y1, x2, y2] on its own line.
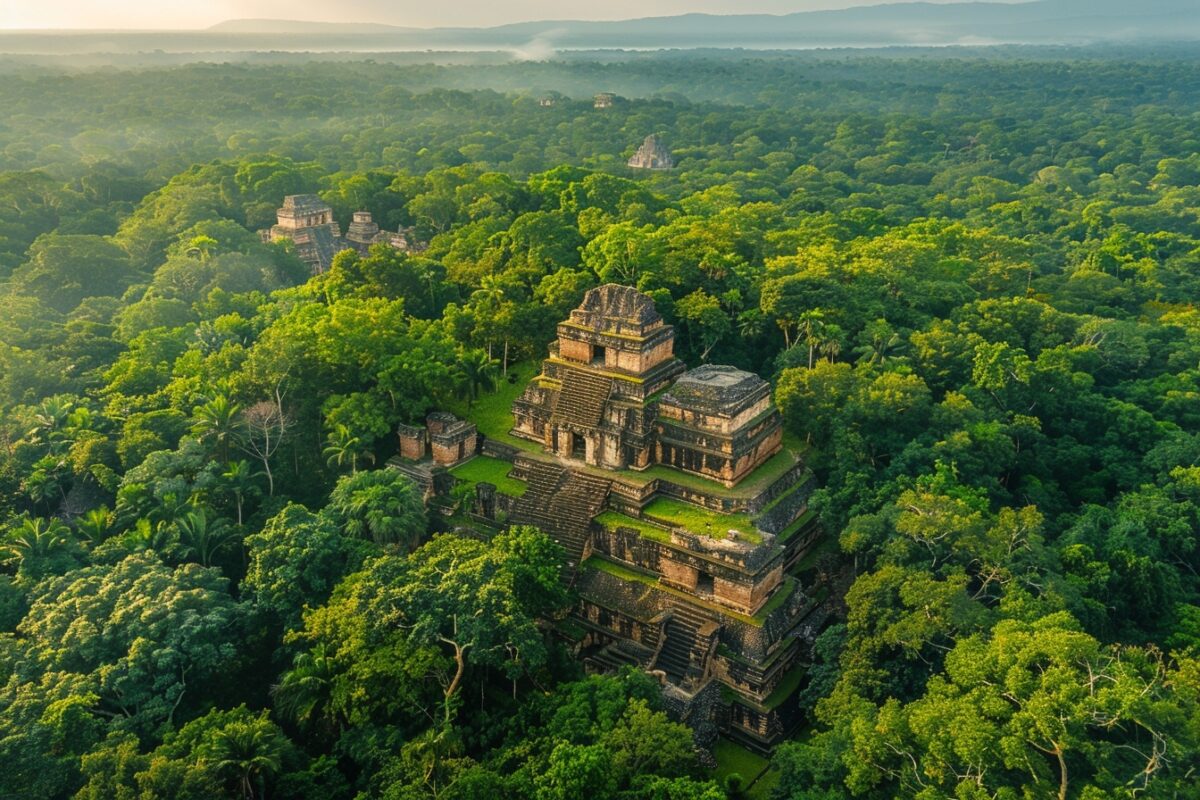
[325, 469, 427, 550]
[322, 423, 375, 474]
[243, 503, 376, 631]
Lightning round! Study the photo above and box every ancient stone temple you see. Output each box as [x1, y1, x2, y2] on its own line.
[512, 285, 779, 486]
[260, 195, 424, 274]
[418, 285, 831, 753]
[512, 284, 686, 472]
[656, 365, 783, 486]
[344, 210, 425, 255]
[262, 194, 343, 274]
[628, 134, 674, 170]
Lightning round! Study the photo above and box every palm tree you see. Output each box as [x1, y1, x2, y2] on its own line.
[175, 508, 234, 567]
[123, 517, 181, 558]
[853, 321, 906, 366]
[26, 396, 74, 449]
[323, 424, 374, 474]
[458, 349, 500, 405]
[328, 470, 427, 551]
[221, 460, 262, 527]
[74, 506, 113, 545]
[2, 517, 72, 569]
[817, 323, 845, 364]
[797, 309, 827, 369]
[149, 491, 191, 529]
[471, 274, 509, 370]
[209, 720, 286, 800]
[192, 393, 243, 463]
[272, 643, 340, 735]
[736, 308, 766, 340]
[183, 234, 218, 262]
[23, 465, 67, 509]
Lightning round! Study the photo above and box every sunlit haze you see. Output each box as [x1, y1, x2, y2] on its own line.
[1, 0, 1018, 30]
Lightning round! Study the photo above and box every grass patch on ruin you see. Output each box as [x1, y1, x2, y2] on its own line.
[445, 362, 541, 452]
[755, 578, 796, 622]
[762, 663, 808, 710]
[792, 532, 838, 572]
[642, 497, 758, 543]
[594, 511, 672, 543]
[638, 441, 803, 499]
[711, 739, 772, 798]
[776, 507, 817, 544]
[448, 456, 528, 497]
[756, 477, 807, 517]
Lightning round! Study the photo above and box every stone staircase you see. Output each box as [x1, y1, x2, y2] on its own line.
[512, 461, 612, 580]
[585, 639, 655, 672]
[511, 461, 567, 536]
[386, 456, 436, 497]
[654, 603, 720, 684]
[551, 369, 613, 429]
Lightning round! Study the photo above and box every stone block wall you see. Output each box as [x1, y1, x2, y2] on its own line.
[397, 423, 426, 460]
[426, 412, 457, 435]
[559, 338, 593, 362]
[431, 430, 478, 465]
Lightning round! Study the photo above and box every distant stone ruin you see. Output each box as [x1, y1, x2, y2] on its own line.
[259, 194, 425, 274]
[628, 134, 674, 170]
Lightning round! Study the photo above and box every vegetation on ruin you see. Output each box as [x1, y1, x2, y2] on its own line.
[447, 455, 529, 497]
[641, 497, 758, 543]
[2, 44, 1200, 799]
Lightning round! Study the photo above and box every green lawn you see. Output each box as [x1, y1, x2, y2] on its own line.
[643, 497, 759, 543]
[594, 510, 672, 542]
[445, 362, 542, 452]
[711, 739, 773, 798]
[756, 578, 796, 621]
[448, 455, 528, 497]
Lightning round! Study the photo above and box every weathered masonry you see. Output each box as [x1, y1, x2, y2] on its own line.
[628, 134, 675, 170]
[404, 285, 831, 753]
[260, 194, 424, 274]
[511, 284, 780, 487]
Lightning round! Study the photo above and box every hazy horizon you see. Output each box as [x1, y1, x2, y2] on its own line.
[1, 0, 1026, 31]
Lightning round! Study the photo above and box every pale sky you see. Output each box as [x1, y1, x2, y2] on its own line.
[0, 0, 1010, 30]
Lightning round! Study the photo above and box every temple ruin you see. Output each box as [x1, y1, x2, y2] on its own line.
[403, 285, 829, 753]
[260, 194, 424, 274]
[628, 134, 675, 170]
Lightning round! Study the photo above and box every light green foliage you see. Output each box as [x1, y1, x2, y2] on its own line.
[244, 503, 378, 631]
[17, 551, 243, 736]
[325, 469, 427, 550]
[288, 527, 567, 728]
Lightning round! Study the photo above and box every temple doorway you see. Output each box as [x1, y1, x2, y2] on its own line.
[572, 433, 587, 460]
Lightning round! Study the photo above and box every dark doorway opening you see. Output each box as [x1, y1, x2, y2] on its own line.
[696, 571, 715, 596]
[593, 345, 607, 365]
[572, 434, 587, 460]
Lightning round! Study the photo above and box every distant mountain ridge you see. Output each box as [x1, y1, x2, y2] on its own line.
[6, 0, 1200, 55]
[202, 0, 1200, 47]
[207, 19, 415, 34]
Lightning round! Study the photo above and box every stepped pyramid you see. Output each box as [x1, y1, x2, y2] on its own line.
[628, 134, 674, 170]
